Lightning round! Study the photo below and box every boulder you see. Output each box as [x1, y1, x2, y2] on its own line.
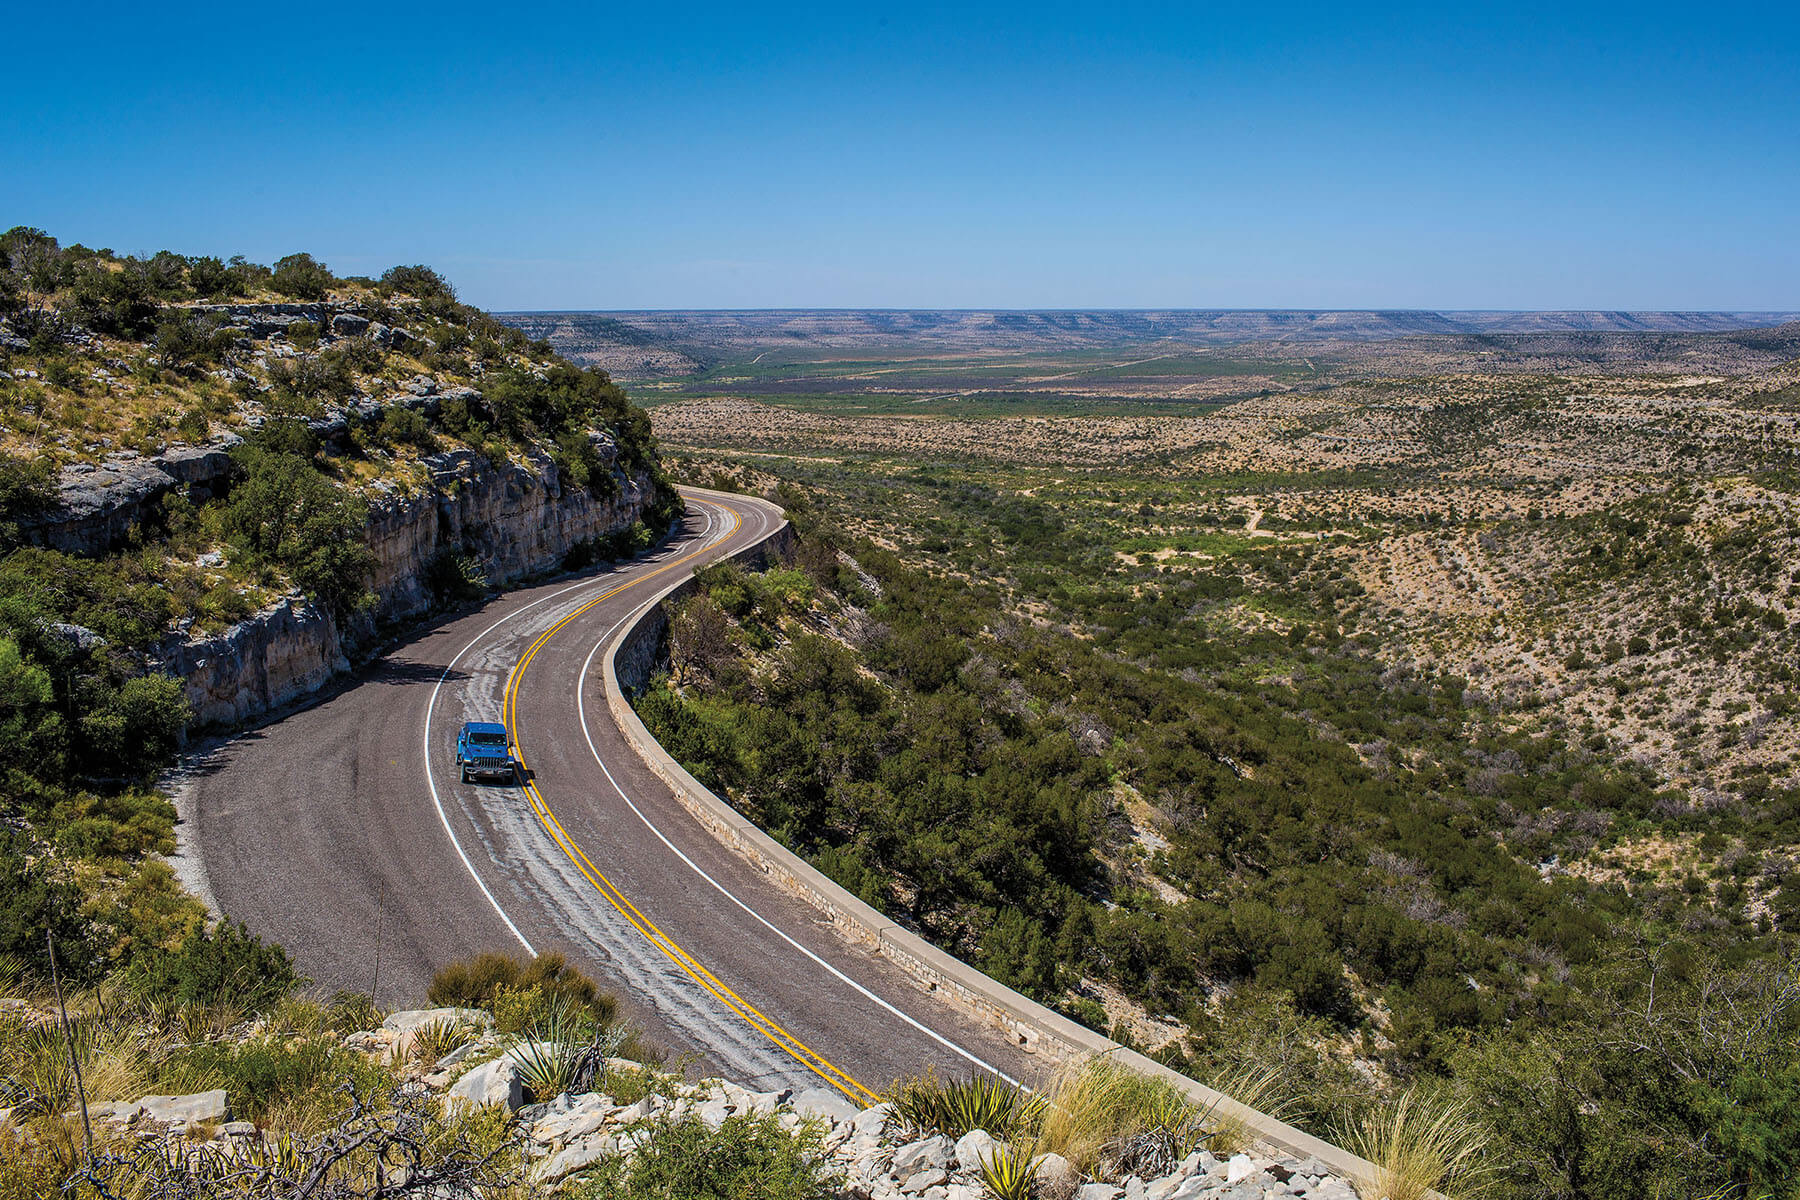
[613, 1096, 657, 1123]
[331, 312, 371, 337]
[790, 1086, 860, 1125]
[445, 1057, 523, 1112]
[536, 1133, 615, 1183]
[693, 1098, 733, 1129]
[44, 622, 106, 652]
[736, 1087, 784, 1116]
[1033, 1152, 1077, 1190]
[138, 1090, 229, 1126]
[853, 1103, 892, 1135]
[1076, 1186, 1123, 1200]
[383, 1007, 487, 1035]
[901, 1167, 948, 1194]
[892, 1134, 953, 1175]
[1225, 1154, 1258, 1186]
[953, 1128, 997, 1170]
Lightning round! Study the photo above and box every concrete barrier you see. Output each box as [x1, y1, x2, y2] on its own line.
[602, 491, 1386, 1189]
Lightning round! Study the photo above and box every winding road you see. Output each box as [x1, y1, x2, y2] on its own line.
[181, 488, 1035, 1100]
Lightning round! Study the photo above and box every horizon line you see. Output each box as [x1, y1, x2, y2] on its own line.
[493, 306, 1800, 317]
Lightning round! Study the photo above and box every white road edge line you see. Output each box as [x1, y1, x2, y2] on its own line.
[577, 497, 1020, 1085]
[421, 505, 718, 958]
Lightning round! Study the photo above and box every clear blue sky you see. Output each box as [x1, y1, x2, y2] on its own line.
[4, 3, 1796, 311]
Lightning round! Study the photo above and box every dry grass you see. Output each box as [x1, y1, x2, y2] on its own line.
[1343, 1088, 1491, 1200]
[1201, 1062, 1293, 1156]
[1034, 1055, 1205, 1180]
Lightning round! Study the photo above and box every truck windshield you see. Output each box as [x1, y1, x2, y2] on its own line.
[469, 731, 507, 745]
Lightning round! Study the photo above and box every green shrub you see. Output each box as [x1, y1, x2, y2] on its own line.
[427, 951, 617, 1029]
[46, 787, 175, 858]
[0, 453, 56, 528]
[0, 827, 100, 984]
[379, 264, 457, 303]
[162, 1033, 388, 1127]
[572, 1112, 841, 1200]
[77, 674, 190, 781]
[371, 405, 437, 452]
[128, 919, 301, 1012]
[425, 551, 487, 602]
[269, 253, 335, 301]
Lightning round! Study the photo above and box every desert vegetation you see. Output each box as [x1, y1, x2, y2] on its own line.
[636, 332, 1800, 1199]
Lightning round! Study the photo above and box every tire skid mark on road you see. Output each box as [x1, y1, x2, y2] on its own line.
[421, 510, 723, 959]
[498, 499, 880, 1104]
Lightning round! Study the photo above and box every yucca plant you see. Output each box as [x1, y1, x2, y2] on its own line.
[947, 1073, 1045, 1140]
[0, 952, 27, 998]
[1102, 1087, 1206, 1179]
[414, 1017, 475, 1066]
[508, 995, 634, 1102]
[887, 1070, 1044, 1140]
[1343, 1087, 1492, 1200]
[978, 1138, 1039, 1200]
[2, 1014, 157, 1116]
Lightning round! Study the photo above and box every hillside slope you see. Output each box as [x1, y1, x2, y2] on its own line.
[0, 226, 677, 1000]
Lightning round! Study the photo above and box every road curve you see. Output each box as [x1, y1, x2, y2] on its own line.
[183, 488, 1035, 1098]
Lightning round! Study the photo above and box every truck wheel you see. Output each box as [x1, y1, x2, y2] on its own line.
[460, 765, 470, 784]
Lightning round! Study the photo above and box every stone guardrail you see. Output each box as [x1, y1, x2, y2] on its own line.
[602, 489, 1387, 1191]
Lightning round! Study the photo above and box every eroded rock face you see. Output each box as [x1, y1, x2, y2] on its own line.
[158, 450, 657, 728]
[162, 597, 349, 727]
[361, 447, 650, 627]
[22, 441, 241, 557]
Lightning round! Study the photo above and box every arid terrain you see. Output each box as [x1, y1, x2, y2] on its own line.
[618, 322, 1800, 883]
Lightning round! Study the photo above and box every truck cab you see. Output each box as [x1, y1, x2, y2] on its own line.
[455, 721, 516, 784]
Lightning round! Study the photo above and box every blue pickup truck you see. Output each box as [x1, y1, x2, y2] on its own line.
[455, 721, 516, 784]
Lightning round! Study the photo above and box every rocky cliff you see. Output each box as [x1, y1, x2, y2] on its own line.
[160, 448, 658, 726]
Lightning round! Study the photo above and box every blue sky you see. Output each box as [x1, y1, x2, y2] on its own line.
[4, 3, 1796, 310]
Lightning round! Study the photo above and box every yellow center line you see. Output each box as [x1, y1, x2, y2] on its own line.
[497, 499, 881, 1105]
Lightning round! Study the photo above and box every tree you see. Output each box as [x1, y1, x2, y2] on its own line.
[669, 593, 732, 686]
[185, 254, 235, 297]
[979, 907, 1060, 998]
[69, 260, 158, 336]
[225, 445, 375, 618]
[152, 311, 236, 373]
[380, 264, 456, 302]
[270, 252, 334, 300]
[0, 634, 65, 774]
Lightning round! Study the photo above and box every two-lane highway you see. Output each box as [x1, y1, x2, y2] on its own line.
[184, 488, 1034, 1097]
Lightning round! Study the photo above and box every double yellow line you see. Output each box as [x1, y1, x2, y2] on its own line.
[498, 501, 880, 1105]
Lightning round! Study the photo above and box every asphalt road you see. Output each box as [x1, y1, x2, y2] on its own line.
[183, 489, 1036, 1100]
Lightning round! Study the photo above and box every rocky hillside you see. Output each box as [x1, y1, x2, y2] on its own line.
[0, 226, 679, 726]
[0, 228, 677, 1016]
[0, 974, 1369, 1200]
